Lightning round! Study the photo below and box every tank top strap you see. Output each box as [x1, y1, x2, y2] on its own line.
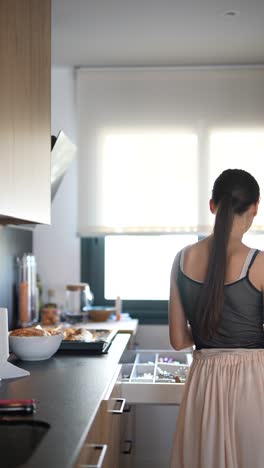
[247, 248, 260, 273]
[239, 248, 259, 279]
[179, 245, 259, 279]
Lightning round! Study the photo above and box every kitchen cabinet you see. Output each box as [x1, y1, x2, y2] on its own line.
[75, 366, 127, 468]
[75, 348, 192, 468]
[0, 0, 51, 225]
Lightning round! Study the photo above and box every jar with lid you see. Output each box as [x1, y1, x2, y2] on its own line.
[41, 289, 60, 326]
[16, 253, 39, 327]
[65, 283, 93, 323]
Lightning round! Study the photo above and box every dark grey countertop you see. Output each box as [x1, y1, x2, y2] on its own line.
[0, 333, 130, 468]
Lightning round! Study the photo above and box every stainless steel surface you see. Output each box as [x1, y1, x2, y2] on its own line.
[51, 130, 77, 201]
[16, 253, 38, 327]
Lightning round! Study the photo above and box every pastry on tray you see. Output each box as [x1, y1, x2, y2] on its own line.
[63, 327, 93, 342]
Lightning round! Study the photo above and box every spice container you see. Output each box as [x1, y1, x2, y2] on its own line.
[41, 289, 60, 326]
[16, 254, 39, 327]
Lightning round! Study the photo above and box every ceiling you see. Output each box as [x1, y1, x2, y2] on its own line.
[52, 0, 264, 67]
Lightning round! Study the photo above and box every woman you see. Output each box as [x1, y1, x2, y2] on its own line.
[169, 169, 264, 468]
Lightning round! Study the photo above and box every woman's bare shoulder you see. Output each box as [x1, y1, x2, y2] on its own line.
[253, 249, 264, 267]
[181, 238, 211, 279]
[248, 249, 264, 290]
[184, 237, 211, 259]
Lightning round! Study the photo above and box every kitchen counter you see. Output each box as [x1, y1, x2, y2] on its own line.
[79, 315, 138, 335]
[0, 333, 131, 468]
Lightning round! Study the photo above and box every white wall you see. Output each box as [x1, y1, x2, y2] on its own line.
[33, 67, 80, 306]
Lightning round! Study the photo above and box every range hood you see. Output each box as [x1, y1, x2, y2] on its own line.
[0, 131, 77, 227]
[51, 130, 77, 201]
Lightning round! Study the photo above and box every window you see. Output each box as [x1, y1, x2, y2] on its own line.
[78, 67, 264, 236]
[100, 131, 198, 232]
[81, 129, 264, 322]
[209, 130, 264, 229]
[78, 68, 264, 322]
[104, 234, 198, 300]
[81, 234, 198, 324]
[243, 234, 264, 250]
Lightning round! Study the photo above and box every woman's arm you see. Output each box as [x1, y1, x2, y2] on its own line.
[169, 253, 194, 351]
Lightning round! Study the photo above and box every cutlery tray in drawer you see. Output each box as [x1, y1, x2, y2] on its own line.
[118, 349, 193, 405]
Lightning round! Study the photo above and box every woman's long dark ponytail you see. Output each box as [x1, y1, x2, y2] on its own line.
[197, 169, 260, 339]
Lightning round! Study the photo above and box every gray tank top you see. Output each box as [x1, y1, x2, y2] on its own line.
[176, 247, 264, 349]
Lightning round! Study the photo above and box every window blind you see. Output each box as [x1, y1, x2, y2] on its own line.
[77, 67, 264, 235]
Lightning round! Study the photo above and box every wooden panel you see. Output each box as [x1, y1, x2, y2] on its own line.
[76, 408, 107, 467]
[0, 0, 51, 224]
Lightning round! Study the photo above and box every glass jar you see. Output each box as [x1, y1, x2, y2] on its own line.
[41, 289, 60, 326]
[65, 283, 93, 323]
[16, 253, 39, 327]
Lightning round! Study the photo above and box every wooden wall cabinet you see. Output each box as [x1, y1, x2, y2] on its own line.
[0, 0, 51, 225]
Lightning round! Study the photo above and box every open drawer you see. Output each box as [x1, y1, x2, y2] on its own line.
[118, 349, 193, 405]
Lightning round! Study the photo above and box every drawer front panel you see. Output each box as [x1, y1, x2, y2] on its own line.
[120, 381, 184, 405]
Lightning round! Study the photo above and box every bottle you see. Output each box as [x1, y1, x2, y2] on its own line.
[41, 289, 60, 326]
[17, 254, 39, 327]
[115, 296, 122, 321]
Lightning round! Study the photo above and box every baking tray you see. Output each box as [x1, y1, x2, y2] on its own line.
[58, 329, 118, 354]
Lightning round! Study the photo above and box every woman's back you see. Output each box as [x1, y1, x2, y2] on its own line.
[169, 169, 264, 468]
[176, 239, 264, 349]
[183, 237, 262, 286]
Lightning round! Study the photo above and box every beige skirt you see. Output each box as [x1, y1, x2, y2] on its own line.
[170, 348, 264, 468]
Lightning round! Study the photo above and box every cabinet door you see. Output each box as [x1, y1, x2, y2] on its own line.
[119, 403, 134, 468]
[0, 0, 51, 224]
[75, 408, 108, 468]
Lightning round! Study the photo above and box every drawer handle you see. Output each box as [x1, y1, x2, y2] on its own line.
[122, 439, 133, 454]
[123, 403, 132, 413]
[110, 397, 126, 414]
[79, 444, 107, 468]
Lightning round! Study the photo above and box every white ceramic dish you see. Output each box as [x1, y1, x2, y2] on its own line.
[9, 334, 63, 361]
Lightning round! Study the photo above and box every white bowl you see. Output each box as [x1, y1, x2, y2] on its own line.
[9, 334, 63, 361]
